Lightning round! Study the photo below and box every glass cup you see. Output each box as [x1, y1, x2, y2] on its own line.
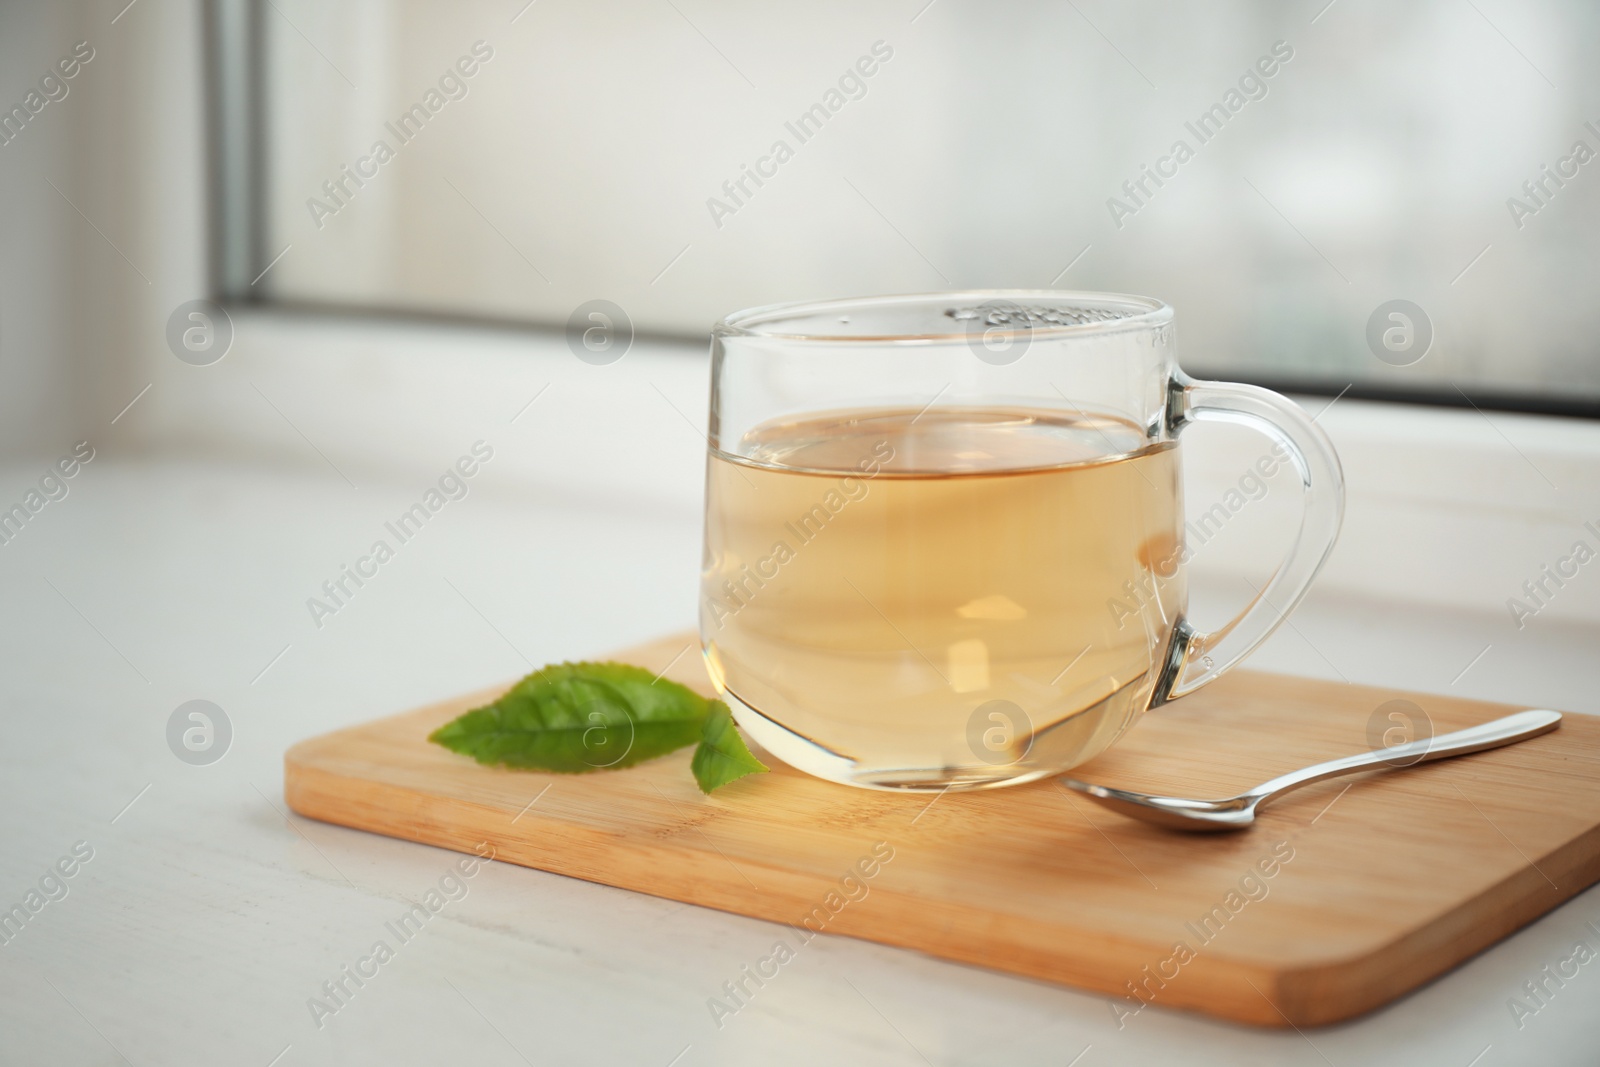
[699, 291, 1343, 791]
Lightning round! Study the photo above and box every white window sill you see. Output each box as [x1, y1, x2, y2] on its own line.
[128, 308, 1600, 640]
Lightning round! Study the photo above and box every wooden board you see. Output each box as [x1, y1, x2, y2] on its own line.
[283, 632, 1600, 1028]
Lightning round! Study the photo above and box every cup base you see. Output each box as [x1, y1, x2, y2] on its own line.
[723, 691, 1063, 793]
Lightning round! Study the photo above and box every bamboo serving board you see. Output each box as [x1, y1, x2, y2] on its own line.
[284, 632, 1600, 1027]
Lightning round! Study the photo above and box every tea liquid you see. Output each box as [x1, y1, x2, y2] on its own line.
[701, 406, 1185, 789]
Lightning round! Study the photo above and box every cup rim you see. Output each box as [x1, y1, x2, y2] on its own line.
[715, 289, 1174, 343]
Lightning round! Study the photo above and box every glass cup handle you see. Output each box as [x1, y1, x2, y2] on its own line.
[1149, 373, 1346, 706]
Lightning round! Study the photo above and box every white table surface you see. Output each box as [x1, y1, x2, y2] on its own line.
[2, 451, 1598, 1067]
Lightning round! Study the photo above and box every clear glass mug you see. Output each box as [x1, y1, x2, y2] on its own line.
[699, 291, 1343, 791]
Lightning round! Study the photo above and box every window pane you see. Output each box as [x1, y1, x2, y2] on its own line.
[259, 0, 1600, 402]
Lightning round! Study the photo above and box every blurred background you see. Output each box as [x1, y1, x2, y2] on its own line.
[249, 0, 1598, 404]
[6, 0, 1600, 447]
[260, 0, 1598, 401]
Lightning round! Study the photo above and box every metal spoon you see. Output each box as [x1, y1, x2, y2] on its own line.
[1059, 709, 1562, 832]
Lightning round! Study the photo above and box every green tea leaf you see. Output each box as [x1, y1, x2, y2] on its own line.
[429, 661, 711, 773]
[691, 703, 769, 793]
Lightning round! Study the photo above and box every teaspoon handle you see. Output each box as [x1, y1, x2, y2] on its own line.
[1245, 709, 1562, 808]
